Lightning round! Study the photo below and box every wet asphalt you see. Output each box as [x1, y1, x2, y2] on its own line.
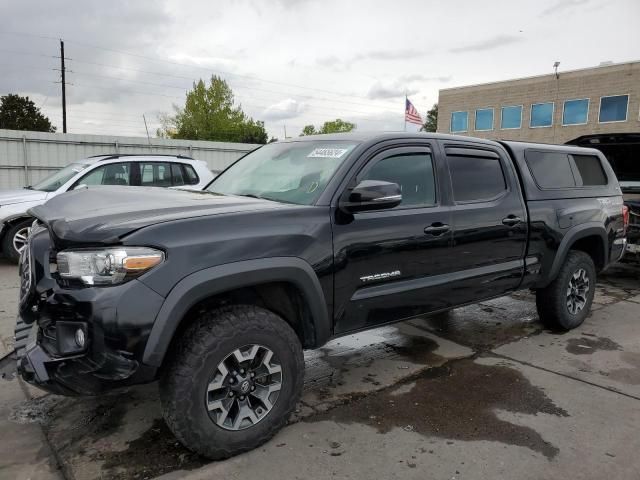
[0, 261, 639, 480]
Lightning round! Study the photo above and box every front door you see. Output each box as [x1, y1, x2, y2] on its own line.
[332, 144, 452, 334]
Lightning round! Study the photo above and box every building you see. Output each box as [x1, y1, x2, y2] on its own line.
[437, 61, 640, 145]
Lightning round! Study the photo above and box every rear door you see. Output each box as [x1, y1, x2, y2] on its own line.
[332, 142, 453, 334]
[442, 142, 527, 302]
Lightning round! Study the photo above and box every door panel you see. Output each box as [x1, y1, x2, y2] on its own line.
[332, 144, 452, 334]
[443, 144, 527, 302]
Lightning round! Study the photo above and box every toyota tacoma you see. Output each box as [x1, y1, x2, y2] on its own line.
[10, 132, 627, 459]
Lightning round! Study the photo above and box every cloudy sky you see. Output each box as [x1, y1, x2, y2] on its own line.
[0, 0, 638, 139]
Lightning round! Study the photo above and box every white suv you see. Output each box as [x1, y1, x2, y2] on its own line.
[0, 154, 214, 262]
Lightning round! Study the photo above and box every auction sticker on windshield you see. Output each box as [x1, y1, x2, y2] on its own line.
[307, 148, 350, 158]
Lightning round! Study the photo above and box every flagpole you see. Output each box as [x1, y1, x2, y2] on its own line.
[404, 94, 407, 132]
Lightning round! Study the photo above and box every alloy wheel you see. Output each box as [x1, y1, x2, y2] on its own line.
[566, 268, 590, 315]
[12, 226, 31, 255]
[206, 344, 283, 431]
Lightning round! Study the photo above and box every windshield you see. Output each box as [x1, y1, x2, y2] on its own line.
[207, 141, 358, 205]
[31, 162, 91, 192]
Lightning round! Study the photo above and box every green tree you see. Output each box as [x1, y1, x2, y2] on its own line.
[420, 103, 438, 133]
[301, 125, 317, 136]
[300, 118, 355, 135]
[0, 94, 55, 132]
[159, 75, 268, 144]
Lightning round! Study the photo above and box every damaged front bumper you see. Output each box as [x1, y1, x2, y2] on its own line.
[16, 226, 164, 395]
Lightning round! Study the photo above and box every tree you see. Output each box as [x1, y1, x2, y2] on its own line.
[301, 125, 317, 136]
[0, 94, 55, 132]
[300, 118, 355, 135]
[420, 103, 438, 133]
[158, 75, 268, 144]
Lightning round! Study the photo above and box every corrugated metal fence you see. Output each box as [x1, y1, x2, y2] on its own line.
[0, 129, 258, 189]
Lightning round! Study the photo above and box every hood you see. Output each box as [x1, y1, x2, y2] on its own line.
[0, 189, 48, 205]
[30, 186, 288, 245]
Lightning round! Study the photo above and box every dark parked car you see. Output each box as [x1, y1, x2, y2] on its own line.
[11, 132, 627, 459]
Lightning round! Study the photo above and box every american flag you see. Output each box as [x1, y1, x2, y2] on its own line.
[405, 98, 423, 125]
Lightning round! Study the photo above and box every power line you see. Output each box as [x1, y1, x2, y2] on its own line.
[0, 32, 397, 107]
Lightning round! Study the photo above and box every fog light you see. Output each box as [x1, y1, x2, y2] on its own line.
[74, 328, 86, 348]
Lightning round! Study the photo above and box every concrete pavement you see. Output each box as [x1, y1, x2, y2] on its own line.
[1, 260, 639, 480]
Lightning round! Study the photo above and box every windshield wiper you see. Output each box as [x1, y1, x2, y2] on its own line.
[23, 185, 33, 190]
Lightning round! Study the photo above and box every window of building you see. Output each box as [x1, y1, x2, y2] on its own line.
[525, 151, 576, 188]
[562, 99, 589, 125]
[475, 108, 494, 131]
[599, 95, 629, 123]
[530, 102, 554, 128]
[450, 111, 468, 133]
[446, 152, 506, 202]
[501, 105, 522, 129]
[571, 154, 607, 186]
[362, 152, 436, 208]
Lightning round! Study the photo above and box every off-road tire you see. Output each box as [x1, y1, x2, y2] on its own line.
[2, 219, 32, 263]
[536, 250, 596, 330]
[159, 305, 304, 460]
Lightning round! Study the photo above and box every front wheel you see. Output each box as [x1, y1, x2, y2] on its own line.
[160, 305, 304, 460]
[2, 219, 33, 263]
[536, 251, 596, 330]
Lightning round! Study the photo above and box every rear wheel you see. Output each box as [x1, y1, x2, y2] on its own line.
[160, 305, 304, 459]
[536, 250, 596, 330]
[2, 219, 32, 263]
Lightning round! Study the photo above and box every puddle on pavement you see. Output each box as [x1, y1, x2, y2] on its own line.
[599, 264, 640, 292]
[409, 301, 542, 351]
[93, 418, 207, 480]
[308, 358, 568, 459]
[565, 335, 622, 355]
[304, 327, 442, 391]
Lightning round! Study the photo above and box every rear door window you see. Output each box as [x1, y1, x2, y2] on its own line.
[525, 151, 576, 188]
[139, 162, 173, 187]
[446, 149, 506, 202]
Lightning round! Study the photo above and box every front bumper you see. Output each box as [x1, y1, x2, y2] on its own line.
[17, 227, 165, 395]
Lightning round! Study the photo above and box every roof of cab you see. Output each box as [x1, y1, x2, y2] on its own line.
[278, 131, 502, 147]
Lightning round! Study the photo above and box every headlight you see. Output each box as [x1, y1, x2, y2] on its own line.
[57, 247, 164, 285]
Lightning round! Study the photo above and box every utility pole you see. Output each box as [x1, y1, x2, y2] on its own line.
[143, 114, 152, 147]
[283, 125, 287, 139]
[60, 39, 67, 133]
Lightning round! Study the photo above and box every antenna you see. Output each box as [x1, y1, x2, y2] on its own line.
[553, 61, 561, 79]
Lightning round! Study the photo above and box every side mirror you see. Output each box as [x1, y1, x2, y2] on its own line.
[73, 184, 88, 190]
[340, 180, 402, 213]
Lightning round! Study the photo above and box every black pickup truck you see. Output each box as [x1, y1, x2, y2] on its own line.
[11, 132, 627, 459]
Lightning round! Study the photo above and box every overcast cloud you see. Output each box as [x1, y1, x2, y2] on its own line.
[0, 0, 637, 138]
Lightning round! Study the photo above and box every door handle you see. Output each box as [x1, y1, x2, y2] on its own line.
[502, 215, 522, 226]
[424, 223, 450, 235]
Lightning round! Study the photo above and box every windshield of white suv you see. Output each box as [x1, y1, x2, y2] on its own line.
[31, 162, 91, 192]
[207, 141, 358, 205]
